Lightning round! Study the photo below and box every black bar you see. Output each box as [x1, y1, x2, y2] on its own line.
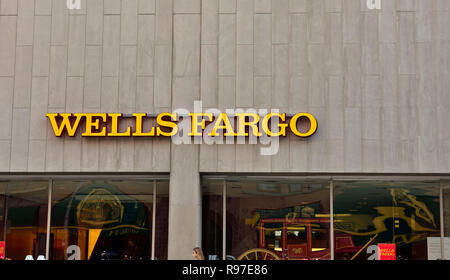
[1, 260, 449, 279]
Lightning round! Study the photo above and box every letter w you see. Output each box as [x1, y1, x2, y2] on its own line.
[46, 113, 83, 136]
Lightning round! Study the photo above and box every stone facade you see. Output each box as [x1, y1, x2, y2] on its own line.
[1, 0, 450, 259]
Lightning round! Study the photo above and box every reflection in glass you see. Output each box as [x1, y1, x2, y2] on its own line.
[0, 182, 5, 244]
[155, 182, 169, 260]
[264, 223, 283, 252]
[50, 179, 168, 260]
[202, 178, 332, 260]
[445, 189, 450, 238]
[334, 181, 440, 260]
[311, 223, 330, 253]
[4, 181, 49, 260]
[201, 180, 223, 260]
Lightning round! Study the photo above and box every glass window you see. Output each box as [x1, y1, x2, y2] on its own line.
[155, 181, 169, 260]
[4, 181, 49, 260]
[201, 178, 331, 260]
[265, 223, 283, 252]
[225, 179, 330, 260]
[311, 222, 330, 256]
[50, 179, 168, 260]
[443, 188, 450, 259]
[201, 179, 223, 260]
[445, 189, 450, 237]
[0, 182, 5, 246]
[333, 181, 440, 260]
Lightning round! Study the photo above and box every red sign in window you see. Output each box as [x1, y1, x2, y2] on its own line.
[0, 241, 5, 259]
[378, 244, 396, 260]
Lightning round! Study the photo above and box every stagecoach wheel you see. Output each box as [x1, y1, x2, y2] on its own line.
[237, 248, 281, 260]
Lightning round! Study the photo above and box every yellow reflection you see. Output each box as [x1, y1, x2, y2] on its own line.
[286, 226, 306, 231]
[391, 188, 436, 228]
[312, 248, 326, 252]
[88, 229, 102, 260]
[314, 214, 352, 218]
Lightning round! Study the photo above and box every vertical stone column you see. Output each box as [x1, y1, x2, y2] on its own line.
[169, 144, 201, 259]
[168, 0, 201, 260]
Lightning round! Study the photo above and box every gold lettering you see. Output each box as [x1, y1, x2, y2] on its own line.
[83, 113, 107, 136]
[261, 113, 288, 137]
[46, 112, 319, 139]
[289, 113, 318, 137]
[132, 113, 155, 136]
[46, 113, 84, 137]
[109, 113, 131, 136]
[208, 113, 236, 136]
[156, 113, 178, 136]
[236, 113, 262, 137]
[189, 113, 213, 136]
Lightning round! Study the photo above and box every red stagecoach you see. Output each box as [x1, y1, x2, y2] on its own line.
[237, 217, 363, 260]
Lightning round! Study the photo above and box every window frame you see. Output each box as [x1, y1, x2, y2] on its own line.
[0, 174, 168, 260]
[202, 175, 449, 260]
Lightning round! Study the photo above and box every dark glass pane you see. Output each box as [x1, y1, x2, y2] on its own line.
[225, 179, 330, 260]
[155, 180, 169, 260]
[5, 181, 49, 260]
[443, 188, 450, 259]
[50, 180, 155, 260]
[201, 179, 223, 260]
[333, 181, 440, 260]
[0, 182, 5, 243]
[445, 189, 450, 238]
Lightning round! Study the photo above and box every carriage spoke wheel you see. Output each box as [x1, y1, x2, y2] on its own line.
[237, 248, 281, 260]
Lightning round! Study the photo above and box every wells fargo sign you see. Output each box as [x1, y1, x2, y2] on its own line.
[0, 241, 5, 259]
[45, 112, 318, 138]
[378, 244, 396, 260]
